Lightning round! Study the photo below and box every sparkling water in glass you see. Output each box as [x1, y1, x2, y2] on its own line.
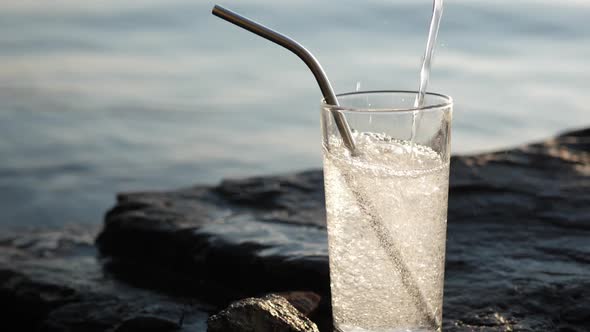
[321, 91, 453, 332]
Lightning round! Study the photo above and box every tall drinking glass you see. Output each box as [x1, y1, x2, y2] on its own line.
[321, 91, 452, 332]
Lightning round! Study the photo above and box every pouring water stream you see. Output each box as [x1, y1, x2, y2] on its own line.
[411, 0, 444, 158]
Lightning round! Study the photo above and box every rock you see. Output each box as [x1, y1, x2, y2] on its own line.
[207, 294, 319, 332]
[97, 128, 590, 331]
[0, 269, 78, 331]
[0, 227, 209, 332]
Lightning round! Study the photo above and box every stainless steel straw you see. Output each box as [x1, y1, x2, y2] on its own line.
[212, 5, 356, 153]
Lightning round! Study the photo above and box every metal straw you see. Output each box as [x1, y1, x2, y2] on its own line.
[212, 5, 356, 153]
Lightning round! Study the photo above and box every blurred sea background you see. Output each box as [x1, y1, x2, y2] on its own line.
[1, 0, 588, 228]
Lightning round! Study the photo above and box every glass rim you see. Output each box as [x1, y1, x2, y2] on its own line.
[321, 90, 453, 113]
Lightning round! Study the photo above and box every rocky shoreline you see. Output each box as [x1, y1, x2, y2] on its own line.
[1, 128, 589, 331]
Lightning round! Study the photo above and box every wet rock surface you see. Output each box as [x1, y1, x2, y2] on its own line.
[0, 227, 210, 331]
[1, 128, 588, 331]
